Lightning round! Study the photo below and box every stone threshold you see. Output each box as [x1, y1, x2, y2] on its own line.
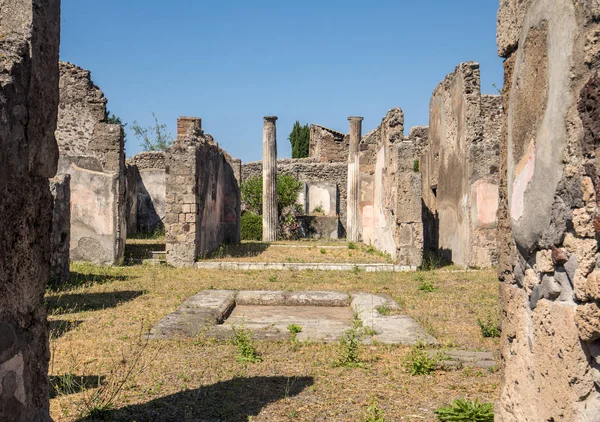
[194, 262, 416, 272]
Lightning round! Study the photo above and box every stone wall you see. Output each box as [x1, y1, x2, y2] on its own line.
[359, 108, 424, 266]
[55, 62, 126, 264]
[421, 62, 501, 268]
[166, 118, 241, 267]
[126, 151, 166, 233]
[50, 174, 70, 285]
[242, 158, 348, 235]
[0, 0, 60, 419]
[496, 0, 600, 420]
[309, 124, 348, 163]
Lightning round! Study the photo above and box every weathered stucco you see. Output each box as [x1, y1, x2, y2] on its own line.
[55, 62, 126, 265]
[359, 108, 424, 266]
[421, 63, 501, 268]
[126, 151, 166, 234]
[0, 0, 60, 420]
[166, 118, 241, 267]
[497, 0, 600, 419]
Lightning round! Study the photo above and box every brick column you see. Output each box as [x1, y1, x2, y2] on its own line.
[347, 116, 363, 242]
[262, 116, 278, 242]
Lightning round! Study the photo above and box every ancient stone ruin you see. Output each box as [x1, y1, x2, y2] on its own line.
[55, 61, 126, 265]
[0, 0, 60, 420]
[420, 63, 502, 268]
[165, 117, 241, 267]
[496, 0, 600, 419]
[126, 151, 166, 235]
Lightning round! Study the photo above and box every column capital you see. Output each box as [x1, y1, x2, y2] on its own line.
[264, 116, 278, 122]
[348, 116, 364, 122]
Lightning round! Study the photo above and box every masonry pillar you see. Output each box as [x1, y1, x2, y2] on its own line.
[262, 116, 278, 242]
[347, 116, 363, 242]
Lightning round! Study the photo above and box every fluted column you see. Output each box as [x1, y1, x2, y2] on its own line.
[262, 116, 278, 241]
[347, 116, 363, 242]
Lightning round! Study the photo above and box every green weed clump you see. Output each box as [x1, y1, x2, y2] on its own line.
[287, 324, 302, 342]
[404, 344, 437, 376]
[434, 398, 494, 421]
[232, 325, 262, 364]
[477, 313, 501, 338]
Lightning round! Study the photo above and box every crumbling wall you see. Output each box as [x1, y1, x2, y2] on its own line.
[166, 118, 240, 267]
[242, 158, 348, 235]
[0, 0, 60, 420]
[309, 125, 348, 163]
[126, 151, 166, 233]
[50, 174, 70, 285]
[496, 0, 600, 420]
[421, 63, 501, 268]
[359, 109, 424, 266]
[55, 62, 126, 264]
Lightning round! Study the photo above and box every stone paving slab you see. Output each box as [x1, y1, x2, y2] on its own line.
[351, 293, 437, 346]
[147, 290, 236, 339]
[195, 262, 416, 272]
[429, 350, 497, 369]
[148, 290, 435, 345]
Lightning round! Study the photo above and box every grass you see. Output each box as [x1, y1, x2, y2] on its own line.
[47, 261, 500, 421]
[197, 240, 393, 264]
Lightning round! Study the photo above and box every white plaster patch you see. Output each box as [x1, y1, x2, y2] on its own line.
[0, 352, 26, 405]
[511, 140, 536, 222]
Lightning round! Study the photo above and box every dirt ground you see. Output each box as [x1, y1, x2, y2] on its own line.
[47, 242, 500, 422]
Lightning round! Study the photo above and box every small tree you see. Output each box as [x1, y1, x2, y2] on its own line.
[240, 175, 303, 217]
[289, 121, 310, 159]
[131, 113, 172, 152]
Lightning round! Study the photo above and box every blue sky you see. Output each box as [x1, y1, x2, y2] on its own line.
[60, 0, 503, 161]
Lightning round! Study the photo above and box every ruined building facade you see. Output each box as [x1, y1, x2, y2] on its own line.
[55, 62, 126, 265]
[496, 0, 600, 419]
[420, 63, 503, 268]
[165, 117, 241, 267]
[0, 0, 60, 420]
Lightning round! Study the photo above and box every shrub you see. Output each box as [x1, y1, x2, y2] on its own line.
[413, 159, 420, 172]
[241, 175, 303, 217]
[477, 313, 501, 338]
[241, 177, 263, 215]
[434, 399, 494, 421]
[241, 212, 262, 241]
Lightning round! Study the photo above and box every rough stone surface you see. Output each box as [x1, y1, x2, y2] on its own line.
[55, 62, 126, 265]
[309, 124, 348, 163]
[165, 117, 241, 267]
[50, 174, 70, 285]
[0, 1, 60, 419]
[421, 63, 501, 268]
[297, 215, 340, 239]
[497, 1, 600, 419]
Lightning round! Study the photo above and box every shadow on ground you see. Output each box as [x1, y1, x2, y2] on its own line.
[46, 290, 145, 315]
[49, 374, 106, 399]
[48, 271, 131, 293]
[201, 242, 270, 259]
[49, 319, 83, 339]
[78, 375, 314, 422]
